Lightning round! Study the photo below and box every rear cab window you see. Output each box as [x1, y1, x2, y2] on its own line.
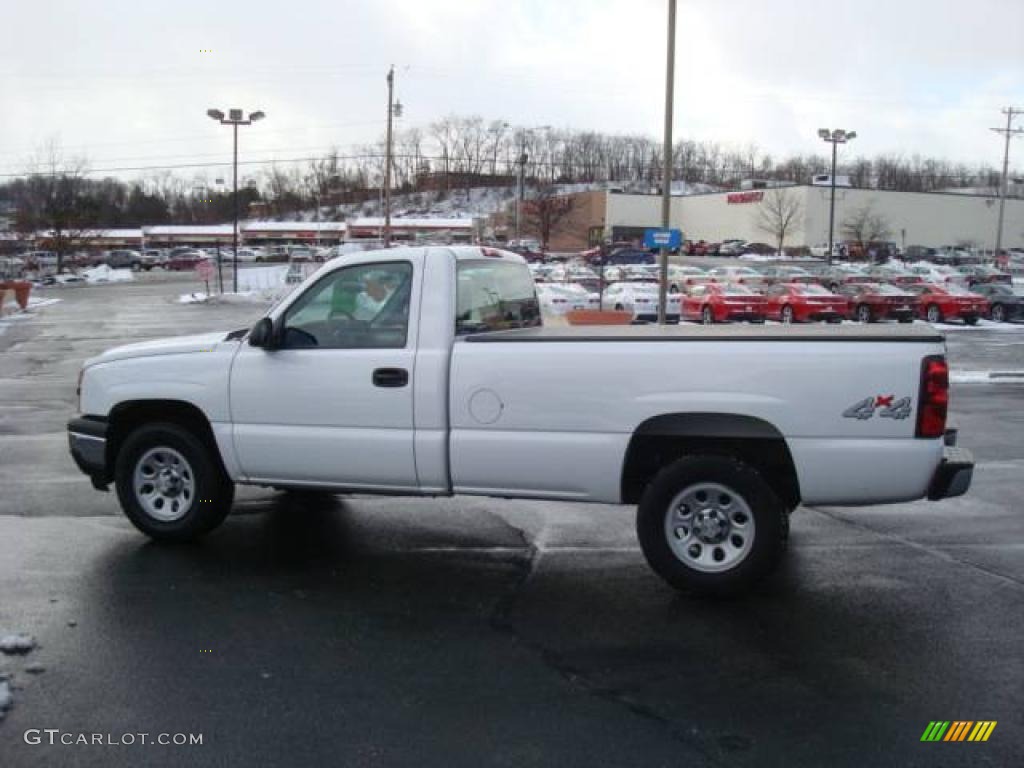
[456, 259, 541, 336]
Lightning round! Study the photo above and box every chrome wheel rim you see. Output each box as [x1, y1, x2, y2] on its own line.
[927, 305, 940, 323]
[857, 306, 870, 322]
[782, 307, 793, 323]
[133, 446, 195, 522]
[663, 482, 755, 573]
[992, 305, 1004, 322]
[702, 307, 713, 325]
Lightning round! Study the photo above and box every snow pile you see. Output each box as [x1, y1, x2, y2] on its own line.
[82, 265, 134, 284]
[0, 633, 37, 654]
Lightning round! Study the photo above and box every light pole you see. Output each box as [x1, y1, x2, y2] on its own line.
[207, 108, 265, 292]
[657, 0, 676, 325]
[991, 108, 1022, 260]
[383, 66, 403, 248]
[818, 128, 856, 265]
[513, 125, 550, 244]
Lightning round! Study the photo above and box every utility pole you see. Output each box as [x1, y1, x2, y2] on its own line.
[657, 0, 676, 325]
[515, 134, 527, 243]
[991, 107, 1023, 259]
[384, 65, 395, 248]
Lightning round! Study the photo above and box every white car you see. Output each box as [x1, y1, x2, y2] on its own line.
[537, 283, 599, 315]
[907, 263, 969, 286]
[707, 265, 766, 286]
[604, 282, 681, 322]
[233, 247, 269, 263]
[667, 265, 709, 293]
[67, 245, 974, 596]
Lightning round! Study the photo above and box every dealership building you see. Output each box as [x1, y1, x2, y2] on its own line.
[544, 186, 1024, 252]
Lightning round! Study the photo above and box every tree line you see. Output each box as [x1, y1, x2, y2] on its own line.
[1, 119, 1010, 237]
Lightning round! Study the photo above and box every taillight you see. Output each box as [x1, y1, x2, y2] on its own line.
[916, 355, 948, 438]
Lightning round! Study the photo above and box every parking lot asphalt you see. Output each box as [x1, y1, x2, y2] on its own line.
[1, 273, 1022, 767]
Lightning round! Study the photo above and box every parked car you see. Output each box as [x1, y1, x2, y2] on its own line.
[755, 265, 817, 286]
[680, 282, 766, 324]
[904, 283, 988, 325]
[836, 283, 917, 324]
[67, 245, 974, 596]
[906, 263, 970, 286]
[102, 250, 143, 270]
[803, 262, 870, 292]
[603, 281, 681, 322]
[165, 250, 207, 271]
[666, 265, 710, 293]
[863, 264, 924, 286]
[707, 265, 766, 287]
[763, 283, 848, 324]
[716, 239, 747, 256]
[536, 283, 599, 315]
[968, 284, 1024, 323]
[902, 245, 936, 262]
[602, 248, 656, 266]
[140, 250, 168, 270]
[955, 264, 1012, 287]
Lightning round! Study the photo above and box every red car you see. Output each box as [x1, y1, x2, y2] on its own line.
[165, 250, 207, 271]
[837, 282, 917, 323]
[680, 283, 767, 324]
[905, 283, 988, 325]
[764, 283, 849, 323]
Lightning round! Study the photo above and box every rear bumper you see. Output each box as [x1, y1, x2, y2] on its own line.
[927, 446, 974, 501]
[68, 416, 110, 490]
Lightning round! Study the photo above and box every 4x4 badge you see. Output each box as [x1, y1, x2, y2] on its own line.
[843, 395, 912, 421]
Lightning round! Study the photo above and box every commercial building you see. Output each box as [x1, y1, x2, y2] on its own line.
[544, 186, 1024, 252]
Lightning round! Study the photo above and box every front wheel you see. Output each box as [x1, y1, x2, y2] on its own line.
[925, 304, 942, 324]
[990, 304, 1005, 322]
[701, 305, 714, 325]
[964, 316, 979, 326]
[856, 304, 872, 323]
[781, 305, 794, 324]
[636, 456, 789, 596]
[114, 422, 234, 542]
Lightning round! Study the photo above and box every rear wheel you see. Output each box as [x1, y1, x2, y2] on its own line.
[701, 306, 714, 325]
[114, 423, 234, 542]
[856, 304, 872, 323]
[964, 316, 979, 326]
[990, 303, 1005, 322]
[925, 304, 942, 324]
[781, 305, 794, 324]
[636, 456, 789, 596]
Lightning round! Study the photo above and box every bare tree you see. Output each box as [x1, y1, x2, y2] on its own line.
[522, 184, 577, 250]
[841, 202, 892, 255]
[14, 140, 94, 272]
[756, 188, 804, 256]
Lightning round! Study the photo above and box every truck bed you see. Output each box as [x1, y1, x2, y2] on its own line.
[463, 323, 945, 343]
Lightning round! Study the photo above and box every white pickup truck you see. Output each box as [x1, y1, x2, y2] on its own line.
[68, 246, 973, 594]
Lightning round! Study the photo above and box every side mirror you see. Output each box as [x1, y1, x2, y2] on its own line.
[248, 317, 276, 349]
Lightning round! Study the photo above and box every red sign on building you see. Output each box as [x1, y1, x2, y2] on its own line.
[726, 191, 765, 204]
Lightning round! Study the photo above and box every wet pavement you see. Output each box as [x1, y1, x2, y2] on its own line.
[1, 274, 1022, 767]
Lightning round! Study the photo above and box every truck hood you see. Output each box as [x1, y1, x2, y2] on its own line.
[85, 330, 239, 367]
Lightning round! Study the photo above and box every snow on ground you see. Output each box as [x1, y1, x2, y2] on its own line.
[936, 319, 1024, 332]
[0, 634, 37, 654]
[27, 297, 61, 309]
[82, 265, 133, 284]
[177, 291, 272, 305]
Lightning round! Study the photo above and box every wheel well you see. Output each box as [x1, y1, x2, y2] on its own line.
[621, 413, 801, 510]
[106, 400, 225, 479]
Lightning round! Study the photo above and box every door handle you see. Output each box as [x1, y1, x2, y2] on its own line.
[372, 368, 409, 388]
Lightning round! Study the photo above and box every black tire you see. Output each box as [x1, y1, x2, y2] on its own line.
[898, 316, 913, 324]
[114, 422, 234, 542]
[636, 456, 789, 596]
[964, 315, 978, 326]
[990, 303, 1005, 322]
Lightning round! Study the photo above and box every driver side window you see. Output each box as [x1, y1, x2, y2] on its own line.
[282, 261, 412, 349]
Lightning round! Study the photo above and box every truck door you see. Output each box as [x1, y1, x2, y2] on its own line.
[229, 259, 420, 490]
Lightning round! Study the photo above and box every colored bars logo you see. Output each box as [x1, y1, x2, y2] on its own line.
[921, 721, 997, 742]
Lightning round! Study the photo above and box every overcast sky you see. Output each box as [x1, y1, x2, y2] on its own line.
[1, 0, 1021, 182]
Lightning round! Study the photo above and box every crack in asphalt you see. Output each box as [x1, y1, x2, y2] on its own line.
[484, 513, 727, 767]
[809, 506, 1024, 589]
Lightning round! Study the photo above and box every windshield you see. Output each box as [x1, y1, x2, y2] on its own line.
[796, 285, 833, 295]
